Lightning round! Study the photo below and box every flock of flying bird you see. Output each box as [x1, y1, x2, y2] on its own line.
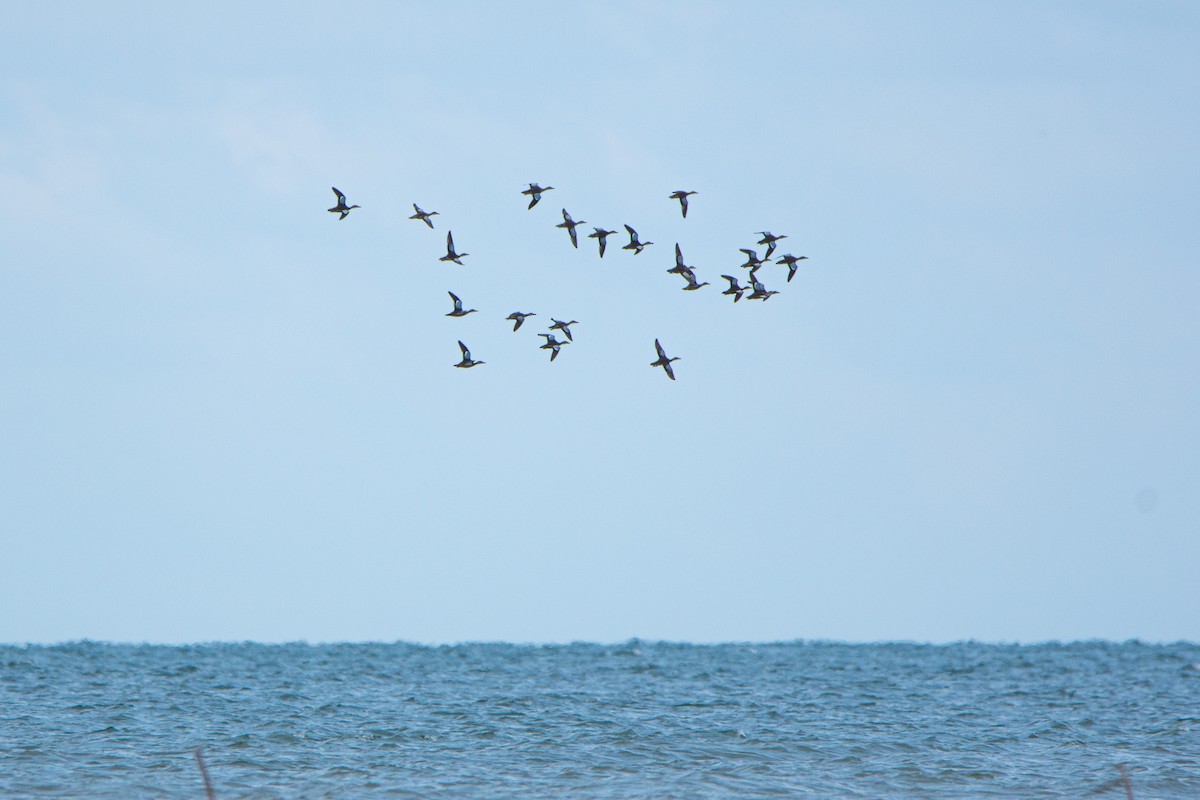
[327, 184, 809, 379]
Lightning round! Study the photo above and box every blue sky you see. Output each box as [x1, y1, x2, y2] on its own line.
[2, 2, 1198, 644]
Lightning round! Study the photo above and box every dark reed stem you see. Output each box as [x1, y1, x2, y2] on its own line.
[194, 748, 217, 800]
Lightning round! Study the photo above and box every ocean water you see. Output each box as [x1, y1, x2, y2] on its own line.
[1, 641, 1197, 799]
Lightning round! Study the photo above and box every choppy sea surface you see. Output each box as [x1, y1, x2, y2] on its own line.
[1, 640, 1198, 798]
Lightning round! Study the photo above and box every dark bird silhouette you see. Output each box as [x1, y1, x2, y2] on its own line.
[756, 231, 787, 258]
[506, 311, 536, 331]
[650, 339, 680, 380]
[669, 190, 697, 218]
[747, 267, 779, 301]
[454, 340, 484, 368]
[556, 209, 585, 248]
[775, 253, 809, 282]
[720, 274, 745, 302]
[538, 333, 570, 362]
[409, 204, 439, 228]
[327, 187, 360, 220]
[622, 224, 653, 255]
[668, 243, 692, 275]
[680, 270, 710, 291]
[588, 227, 617, 257]
[739, 248, 770, 270]
[521, 183, 554, 210]
[445, 291, 477, 317]
[549, 318, 578, 341]
[439, 231, 469, 264]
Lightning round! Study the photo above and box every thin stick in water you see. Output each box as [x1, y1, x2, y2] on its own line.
[194, 748, 217, 800]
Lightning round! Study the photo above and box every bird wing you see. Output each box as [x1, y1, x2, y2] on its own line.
[624, 224, 638, 240]
[664, 361, 675, 380]
[332, 187, 345, 203]
[675, 243, 684, 267]
[446, 231, 455, 252]
[458, 341, 470, 358]
[655, 339, 667, 360]
[721, 274, 739, 287]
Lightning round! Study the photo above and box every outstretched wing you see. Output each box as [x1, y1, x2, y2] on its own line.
[675, 243, 684, 267]
[458, 340, 470, 358]
[664, 361, 676, 380]
[331, 187, 345, 203]
[448, 291, 462, 310]
[655, 339, 667, 360]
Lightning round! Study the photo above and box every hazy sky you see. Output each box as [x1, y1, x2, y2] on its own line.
[2, 2, 1198, 645]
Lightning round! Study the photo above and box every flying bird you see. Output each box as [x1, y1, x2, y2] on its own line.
[739, 248, 770, 270]
[720, 274, 745, 302]
[549, 318, 578, 341]
[409, 204, 439, 228]
[538, 333, 570, 362]
[454, 340, 484, 368]
[650, 339, 680, 380]
[327, 187, 360, 220]
[622, 224, 653, 255]
[521, 183, 554, 210]
[669, 190, 697, 218]
[680, 270, 710, 291]
[445, 291, 477, 317]
[587, 227, 617, 257]
[439, 231, 469, 264]
[667, 243, 692, 275]
[506, 311, 536, 331]
[556, 209, 585, 248]
[747, 268, 779, 301]
[756, 231, 787, 258]
[775, 254, 809, 282]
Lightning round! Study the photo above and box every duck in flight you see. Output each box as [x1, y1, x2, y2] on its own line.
[756, 231, 787, 258]
[557, 209, 585, 248]
[327, 187, 360, 220]
[454, 341, 484, 368]
[669, 190, 697, 218]
[521, 183, 554, 210]
[506, 311, 536, 331]
[746, 268, 779, 301]
[739, 248, 770, 270]
[650, 339, 680, 380]
[588, 227, 617, 257]
[668, 243, 692, 275]
[680, 269, 710, 291]
[409, 204, 439, 228]
[775, 253, 809, 282]
[445, 292, 477, 317]
[622, 224, 653, 255]
[439, 231, 469, 264]
[548, 318, 578, 341]
[538, 333, 570, 362]
[720, 274, 745, 302]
